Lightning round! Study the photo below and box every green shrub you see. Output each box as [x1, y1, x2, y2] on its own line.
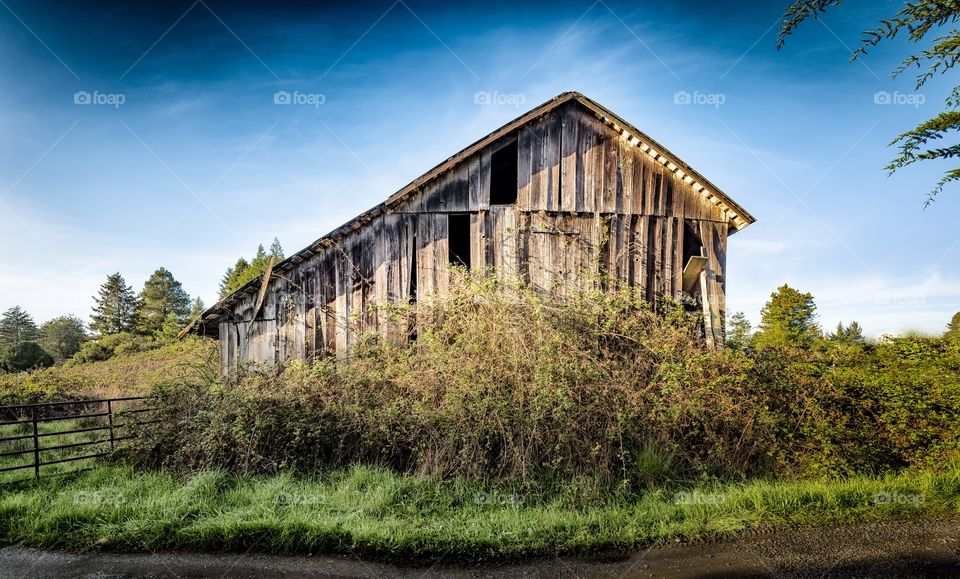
[70, 341, 112, 364]
[68, 332, 155, 365]
[127, 278, 775, 484]
[0, 341, 54, 372]
[748, 337, 960, 475]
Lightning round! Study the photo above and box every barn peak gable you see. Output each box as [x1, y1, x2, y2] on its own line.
[304, 92, 753, 247]
[391, 96, 754, 228]
[195, 92, 754, 329]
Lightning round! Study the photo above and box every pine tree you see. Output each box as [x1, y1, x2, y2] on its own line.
[219, 258, 250, 298]
[218, 239, 284, 298]
[726, 312, 752, 350]
[219, 260, 238, 299]
[90, 273, 139, 337]
[269, 237, 284, 260]
[829, 321, 866, 345]
[0, 306, 38, 351]
[155, 312, 184, 343]
[38, 315, 87, 362]
[753, 284, 820, 349]
[250, 244, 269, 272]
[136, 267, 192, 335]
[946, 312, 960, 341]
[189, 297, 206, 320]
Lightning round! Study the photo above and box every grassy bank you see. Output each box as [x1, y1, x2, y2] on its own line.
[0, 465, 957, 560]
[0, 338, 217, 405]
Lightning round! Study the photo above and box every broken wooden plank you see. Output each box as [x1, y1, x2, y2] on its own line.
[681, 255, 708, 294]
[244, 256, 276, 341]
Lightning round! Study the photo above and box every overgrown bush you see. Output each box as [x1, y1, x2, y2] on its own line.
[67, 332, 155, 365]
[751, 336, 960, 475]
[124, 277, 960, 484]
[0, 341, 54, 372]
[127, 278, 770, 484]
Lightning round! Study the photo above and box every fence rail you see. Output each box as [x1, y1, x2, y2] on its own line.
[0, 397, 155, 480]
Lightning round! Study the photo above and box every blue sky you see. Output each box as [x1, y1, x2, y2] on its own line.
[1, 0, 957, 336]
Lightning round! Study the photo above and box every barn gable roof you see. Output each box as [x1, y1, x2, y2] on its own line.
[194, 91, 755, 330]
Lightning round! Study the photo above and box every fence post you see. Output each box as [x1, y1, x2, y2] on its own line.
[107, 400, 115, 452]
[31, 407, 40, 479]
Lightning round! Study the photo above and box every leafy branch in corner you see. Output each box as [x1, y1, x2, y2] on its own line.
[778, 0, 960, 205]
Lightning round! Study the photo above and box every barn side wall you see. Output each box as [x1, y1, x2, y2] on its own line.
[218, 102, 731, 371]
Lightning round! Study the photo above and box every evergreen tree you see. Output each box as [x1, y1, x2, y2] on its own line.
[155, 312, 184, 343]
[136, 267, 191, 335]
[189, 297, 206, 320]
[0, 306, 38, 351]
[218, 239, 284, 298]
[269, 237, 285, 260]
[829, 321, 866, 345]
[946, 312, 960, 341]
[250, 244, 270, 272]
[726, 312, 752, 350]
[753, 284, 820, 349]
[38, 315, 87, 362]
[219, 258, 250, 298]
[90, 273, 139, 337]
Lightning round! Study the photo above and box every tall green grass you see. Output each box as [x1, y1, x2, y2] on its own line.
[0, 418, 111, 484]
[0, 465, 957, 559]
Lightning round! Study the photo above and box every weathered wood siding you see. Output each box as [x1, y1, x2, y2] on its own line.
[218, 101, 734, 372]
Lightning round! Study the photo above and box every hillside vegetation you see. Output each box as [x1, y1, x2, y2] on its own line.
[0, 337, 218, 405]
[126, 277, 960, 484]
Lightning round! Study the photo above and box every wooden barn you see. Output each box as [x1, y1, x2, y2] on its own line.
[193, 92, 755, 373]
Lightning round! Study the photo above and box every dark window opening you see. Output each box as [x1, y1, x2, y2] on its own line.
[408, 222, 418, 342]
[683, 221, 703, 267]
[408, 224, 418, 303]
[448, 214, 472, 269]
[490, 139, 518, 205]
[682, 221, 704, 312]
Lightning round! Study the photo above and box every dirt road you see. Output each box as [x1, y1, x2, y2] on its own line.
[1, 516, 957, 578]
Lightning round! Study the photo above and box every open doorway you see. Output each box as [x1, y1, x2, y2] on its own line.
[448, 214, 471, 269]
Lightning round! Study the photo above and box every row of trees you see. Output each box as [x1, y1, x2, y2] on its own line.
[0, 307, 83, 371]
[1, 239, 285, 373]
[0, 267, 201, 372]
[90, 269, 204, 340]
[727, 284, 960, 349]
[219, 239, 284, 298]
[91, 238, 285, 338]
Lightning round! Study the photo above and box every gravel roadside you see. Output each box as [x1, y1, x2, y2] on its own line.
[1, 516, 957, 578]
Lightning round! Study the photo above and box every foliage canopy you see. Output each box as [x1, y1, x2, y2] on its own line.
[779, 0, 960, 204]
